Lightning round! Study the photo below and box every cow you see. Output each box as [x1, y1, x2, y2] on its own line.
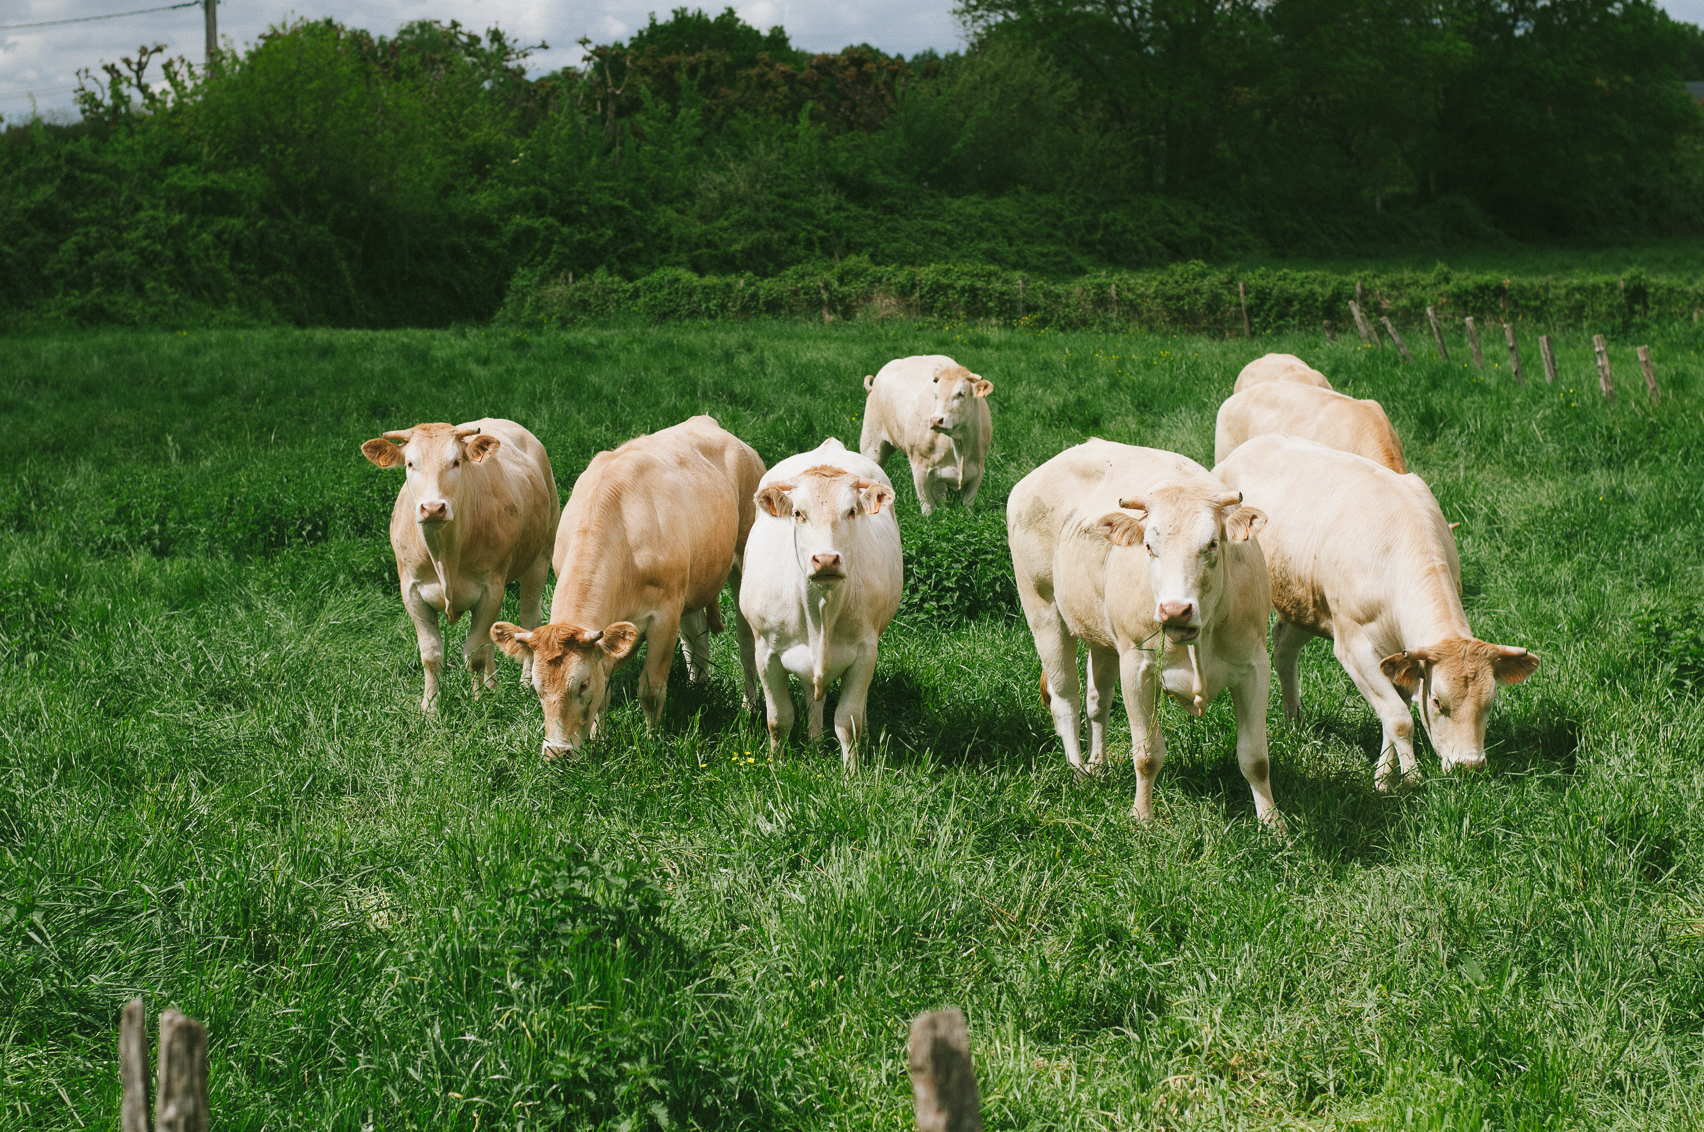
[1008, 439, 1282, 826]
[1213, 434, 1538, 789]
[488, 416, 764, 757]
[361, 418, 558, 712]
[1214, 381, 1407, 472]
[739, 439, 902, 771]
[860, 354, 993, 515]
[1232, 352, 1334, 393]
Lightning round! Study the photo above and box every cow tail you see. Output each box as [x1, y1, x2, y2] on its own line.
[1039, 673, 1051, 707]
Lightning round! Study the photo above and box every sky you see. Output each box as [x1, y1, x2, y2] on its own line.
[3, 0, 1703, 122]
[0, 0, 966, 121]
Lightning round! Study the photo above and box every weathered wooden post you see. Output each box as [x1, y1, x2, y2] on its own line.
[1349, 301, 1377, 346]
[910, 1009, 982, 1132]
[1594, 334, 1615, 401]
[120, 998, 149, 1132]
[1638, 345, 1659, 403]
[1322, 320, 1335, 343]
[1464, 317, 1485, 370]
[1504, 323, 1524, 384]
[1539, 334, 1557, 385]
[1426, 306, 1449, 361]
[155, 1009, 209, 1132]
[1238, 281, 1251, 338]
[1381, 317, 1415, 363]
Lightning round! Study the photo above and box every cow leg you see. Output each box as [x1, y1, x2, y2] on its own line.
[1335, 634, 1419, 790]
[1019, 586, 1085, 771]
[679, 608, 710, 684]
[729, 567, 760, 713]
[402, 584, 445, 713]
[1083, 644, 1120, 773]
[637, 612, 681, 729]
[1272, 620, 1311, 721]
[958, 465, 984, 510]
[1228, 659, 1283, 829]
[757, 643, 794, 752]
[463, 582, 505, 696]
[834, 642, 879, 774]
[1119, 646, 1165, 820]
[859, 419, 894, 471]
[515, 551, 550, 685]
[910, 461, 936, 516]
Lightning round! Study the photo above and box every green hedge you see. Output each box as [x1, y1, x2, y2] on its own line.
[497, 260, 1704, 334]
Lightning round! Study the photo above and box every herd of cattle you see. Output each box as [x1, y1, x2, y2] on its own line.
[361, 351, 1537, 824]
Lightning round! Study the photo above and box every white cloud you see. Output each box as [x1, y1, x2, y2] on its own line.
[0, 0, 966, 120]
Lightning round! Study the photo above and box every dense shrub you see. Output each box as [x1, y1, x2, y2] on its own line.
[897, 507, 1020, 627]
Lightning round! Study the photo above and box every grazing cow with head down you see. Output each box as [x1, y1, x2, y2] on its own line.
[490, 415, 764, 758]
[740, 439, 902, 771]
[361, 418, 559, 712]
[1232, 352, 1334, 393]
[1214, 434, 1538, 788]
[860, 354, 993, 514]
[1215, 381, 1407, 473]
[1008, 439, 1282, 826]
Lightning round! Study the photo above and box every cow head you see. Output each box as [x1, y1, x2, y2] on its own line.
[1095, 486, 1265, 644]
[491, 620, 640, 756]
[756, 466, 894, 585]
[361, 423, 501, 525]
[1380, 640, 1538, 772]
[927, 365, 993, 435]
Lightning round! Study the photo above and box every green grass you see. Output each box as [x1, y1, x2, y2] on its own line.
[1, 318, 1702, 1129]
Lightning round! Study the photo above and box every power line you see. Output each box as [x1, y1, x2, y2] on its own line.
[0, 2, 201, 32]
[0, 87, 83, 100]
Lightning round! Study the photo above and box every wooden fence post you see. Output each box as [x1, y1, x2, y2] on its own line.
[155, 1009, 209, 1132]
[1426, 306, 1449, 361]
[1322, 320, 1335, 343]
[1594, 334, 1615, 401]
[818, 280, 831, 324]
[1349, 301, 1377, 346]
[1109, 283, 1117, 321]
[1238, 281, 1251, 338]
[1638, 345, 1659, 403]
[120, 997, 149, 1132]
[1381, 317, 1415, 363]
[910, 1009, 982, 1132]
[1464, 317, 1484, 370]
[1539, 335, 1557, 385]
[1504, 323, 1524, 384]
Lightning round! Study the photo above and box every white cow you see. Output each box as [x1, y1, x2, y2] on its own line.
[361, 418, 558, 711]
[739, 439, 902, 771]
[1215, 382, 1408, 473]
[1232, 352, 1334, 393]
[860, 354, 992, 514]
[1008, 439, 1281, 825]
[1214, 434, 1538, 788]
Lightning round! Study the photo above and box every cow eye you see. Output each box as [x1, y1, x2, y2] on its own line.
[1208, 539, 1219, 551]
[405, 460, 413, 469]
[578, 680, 589, 696]
[1146, 544, 1158, 558]
[452, 459, 461, 468]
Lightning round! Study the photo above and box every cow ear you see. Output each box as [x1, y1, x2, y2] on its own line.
[362, 438, 404, 468]
[858, 480, 895, 515]
[756, 484, 794, 518]
[972, 378, 993, 398]
[1491, 647, 1539, 684]
[1380, 650, 1427, 691]
[598, 622, 640, 663]
[1093, 512, 1145, 547]
[490, 621, 534, 661]
[1225, 505, 1266, 542]
[465, 434, 501, 463]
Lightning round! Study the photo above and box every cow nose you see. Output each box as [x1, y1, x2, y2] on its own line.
[1158, 600, 1194, 625]
[541, 739, 574, 760]
[810, 552, 843, 576]
[418, 500, 449, 522]
[928, 415, 946, 428]
[1450, 753, 1487, 773]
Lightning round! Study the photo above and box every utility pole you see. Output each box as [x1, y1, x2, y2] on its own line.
[204, 0, 217, 68]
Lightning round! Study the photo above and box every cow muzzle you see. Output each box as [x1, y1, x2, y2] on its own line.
[418, 499, 451, 523]
[1158, 600, 1198, 642]
[541, 739, 576, 760]
[928, 415, 950, 432]
[808, 552, 846, 582]
[1443, 752, 1487, 773]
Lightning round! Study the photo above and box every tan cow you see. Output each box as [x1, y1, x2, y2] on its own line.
[860, 354, 993, 514]
[1214, 381, 1407, 472]
[1008, 440, 1282, 825]
[490, 416, 764, 757]
[1214, 434, 1538, 788]
[361, 418, 558, 712]
[1232, 352, 1334, 393]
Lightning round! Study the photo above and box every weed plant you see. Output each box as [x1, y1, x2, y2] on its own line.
[1, 320, 1702, 1128]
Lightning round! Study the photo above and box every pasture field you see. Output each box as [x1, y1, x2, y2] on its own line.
[1, 318, 1702, 1130]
